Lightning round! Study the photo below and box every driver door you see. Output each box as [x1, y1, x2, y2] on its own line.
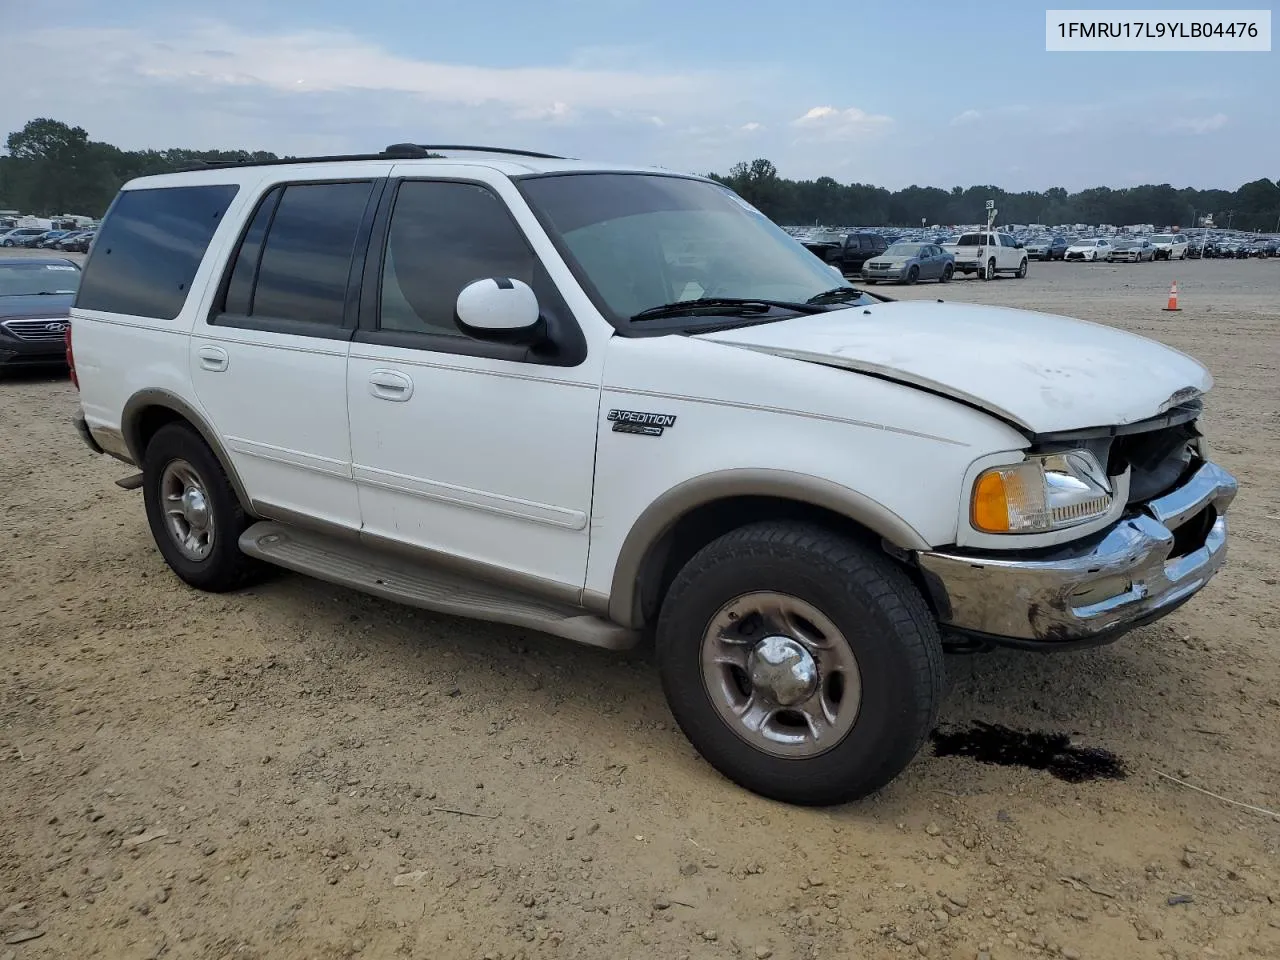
[344, 175, 602, 592]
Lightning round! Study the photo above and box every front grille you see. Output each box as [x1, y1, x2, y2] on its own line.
[1110, 420, 1200, 503]
[2, 318, 69, 341]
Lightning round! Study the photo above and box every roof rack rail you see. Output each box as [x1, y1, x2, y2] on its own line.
[169, 144, 567, 174]
[383, 143, 567, 160]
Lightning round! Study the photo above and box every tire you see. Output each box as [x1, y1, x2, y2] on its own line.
[982, 258, 995, 280]
[142, 422, 264, 592]
[940, 264, 953, 283]
[1015, 257, 1028, 278]
[904, 266, 919, 285]
[1, 240, 13, 247]
[655, 521, 945, 806]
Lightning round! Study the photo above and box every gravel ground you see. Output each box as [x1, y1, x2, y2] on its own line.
[2, 252, 1278, 960]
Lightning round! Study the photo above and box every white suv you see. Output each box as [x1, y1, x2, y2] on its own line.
[1150, 234, 1190, 260]
[68, 144, 1237, 805]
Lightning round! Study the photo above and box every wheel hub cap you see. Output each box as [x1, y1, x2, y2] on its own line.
[182, 487, 209, 529]
[748, 636, 818, 706]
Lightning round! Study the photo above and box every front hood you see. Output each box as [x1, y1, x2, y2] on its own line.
[697, 300, 1211, 434]
[0, 295, 74, 320]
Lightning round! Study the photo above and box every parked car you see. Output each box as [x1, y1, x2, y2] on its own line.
[68, 146, 1238, 806]
[52, 230, 88, 250]
[860, 242, 954, 284]
[1, 227, 49, 247]
[945, 231, 1029, 280]
[1108, 238, 1155, 263]
[0, 257, 81, 371]
[826, 232, 890, 275]
[1024, 236, 1067, 261]
[60, 231, 95, 253]
[1149, 234, 1189, 260]
[796, 230, 846, 262]
[33, 230, 71, 248]
[1064, 238, 1112, 261]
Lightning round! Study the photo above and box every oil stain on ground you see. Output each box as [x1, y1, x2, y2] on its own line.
[930, 722, 1127, 783]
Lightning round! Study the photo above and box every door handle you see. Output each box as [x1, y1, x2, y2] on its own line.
[197, 345, 229, 372]
[368, 369, 413, 402]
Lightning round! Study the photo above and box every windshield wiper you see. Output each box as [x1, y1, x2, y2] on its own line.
[631, 297, 827, 322]
[804, 286, 866, 305]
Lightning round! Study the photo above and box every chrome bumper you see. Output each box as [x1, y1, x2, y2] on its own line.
[917, 461, 1238, 646]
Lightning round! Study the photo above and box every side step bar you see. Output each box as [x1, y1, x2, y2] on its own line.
[238, 522, 639, 651]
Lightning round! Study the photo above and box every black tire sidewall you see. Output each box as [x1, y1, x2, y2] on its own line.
[656, 531, 941, 805]
[142, 423, 255, 591]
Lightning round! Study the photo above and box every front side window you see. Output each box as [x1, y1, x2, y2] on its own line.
[518, 173, 872, 330]
[76, 184, 238, 319]
[379, 181, 536, 338]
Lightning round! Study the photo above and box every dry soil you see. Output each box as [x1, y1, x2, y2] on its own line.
[2, 253, 1278, 960]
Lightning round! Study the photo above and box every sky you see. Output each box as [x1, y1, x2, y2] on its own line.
[4, 0, 1275, 191]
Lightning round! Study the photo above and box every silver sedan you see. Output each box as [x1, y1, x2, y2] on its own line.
[860, 242, 955, 284]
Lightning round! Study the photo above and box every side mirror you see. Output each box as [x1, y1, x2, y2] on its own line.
[455, 277, 543, 343]
[1015, 241, 1025, 248]
[829, 263, 843, 276]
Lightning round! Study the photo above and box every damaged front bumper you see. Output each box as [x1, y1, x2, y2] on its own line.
[917, 460, 1238, 649]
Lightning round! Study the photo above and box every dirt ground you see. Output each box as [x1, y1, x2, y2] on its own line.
[2, 253, 1278, 960]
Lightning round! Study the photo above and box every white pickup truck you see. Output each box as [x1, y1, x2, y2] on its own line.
[68, 144, 1237, 806]
[945, 230, 1029, 280]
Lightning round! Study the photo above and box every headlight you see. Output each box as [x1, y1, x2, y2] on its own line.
[971, 451, 1114, 534]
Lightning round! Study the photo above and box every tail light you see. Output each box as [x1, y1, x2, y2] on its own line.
[65, 323, 78, 389]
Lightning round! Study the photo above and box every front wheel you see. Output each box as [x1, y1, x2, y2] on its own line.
[940, 263, 954, 283]
[142, 422, 265, 592]
[904, 266, 919, 285]
[1016, 257, 1028, 278]
[655, 522, 945, 806]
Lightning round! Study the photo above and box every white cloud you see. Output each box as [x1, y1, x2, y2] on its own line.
[790, 105, 893, 141]
[950, 109, 983, 126]
[513, 102, 575, 123]
[7, 21, 744, 137]
[741, 122, 763, 132]
[1168, 113, 1228, 135]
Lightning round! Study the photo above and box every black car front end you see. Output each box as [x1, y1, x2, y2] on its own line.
[0, 259, 80, 369]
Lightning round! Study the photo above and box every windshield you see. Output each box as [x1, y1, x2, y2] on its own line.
[518, 173, 871, 329]
[1151, 235, 1173, 243]
[1074, 239, 1098, 246]
[884, 243, 924, 257]
[0, 262, 81, 296]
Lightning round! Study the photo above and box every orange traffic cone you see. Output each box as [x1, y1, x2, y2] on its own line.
[1162, 280, 1181, 312]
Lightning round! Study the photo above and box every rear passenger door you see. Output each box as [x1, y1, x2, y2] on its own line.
[190, 170, 389, 531]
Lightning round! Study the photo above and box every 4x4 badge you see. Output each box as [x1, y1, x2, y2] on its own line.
[607, 409, 676, 437]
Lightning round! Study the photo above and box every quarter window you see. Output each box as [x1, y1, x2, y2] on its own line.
[76, 184, 239, 319]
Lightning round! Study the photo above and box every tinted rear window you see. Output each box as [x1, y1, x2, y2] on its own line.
[76, 184, 239, 319]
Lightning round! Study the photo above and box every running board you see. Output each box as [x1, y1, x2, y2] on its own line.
[238, 521, 639, 651]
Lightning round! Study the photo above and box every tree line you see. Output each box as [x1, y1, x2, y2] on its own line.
[711, 159, 1280, 231]
[3, 118, 1278, 232]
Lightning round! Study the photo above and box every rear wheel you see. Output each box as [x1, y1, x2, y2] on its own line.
[982, 258, 995, 280]
[655, 521, 944, 806]
[142, 422, 264, 592]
